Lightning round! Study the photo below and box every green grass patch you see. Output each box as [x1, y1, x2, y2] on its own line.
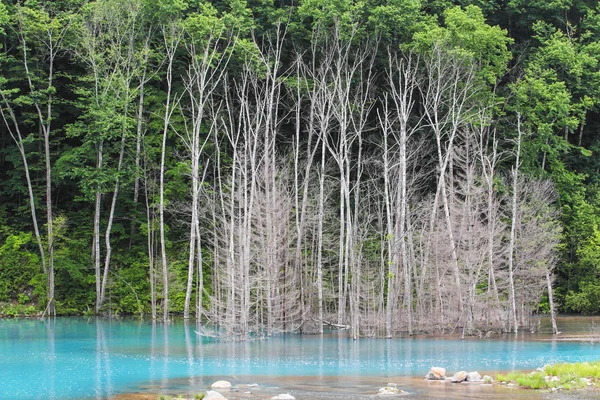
[496, 371, 522, 383]
[515, 372, 550, 389]
[544, 361, 600, 379]
[496, 361, 600, 390]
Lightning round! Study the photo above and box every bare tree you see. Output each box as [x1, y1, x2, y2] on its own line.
[507, 114, 523, 332]
[157, 20, 182, 321]
[79, 0, 151, 313]
[301, 32, 337, 332]
[0, 92, 47, 285]
[8, 3, 72, 315]
[382, 52, 421, 336]
[513, 177, 561, 332]
[307, 25, 377, 338]
[178, 17, 233, 320]
[420, 45, 477, 325]
[475, 114, 504, 324]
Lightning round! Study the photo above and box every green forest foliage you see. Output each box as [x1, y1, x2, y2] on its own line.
[0, 0, 599, 317]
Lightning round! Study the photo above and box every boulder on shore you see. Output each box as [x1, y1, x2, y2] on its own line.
[466, 371, 482, 382]
[205, 391, 228, 400]
[482, 375, 493, 383]
[210, 380, 232, 389]
[426, 367, 446, 380]
[451, 371, 467, 383]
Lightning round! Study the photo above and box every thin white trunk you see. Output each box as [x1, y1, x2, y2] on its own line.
[17, 6, 68, 315]
[159, 24, 180, 322]
[99, 119, 127, 308]
[546, 270, 558, 334]
[507, 115, 522, 333]
[381, 107, 394, 338]
[143, 162, 157, 319]
[94, 142, 103, 312]
[0, 97, 48, 277]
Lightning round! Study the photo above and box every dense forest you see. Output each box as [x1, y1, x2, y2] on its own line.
[0, 0, 599, 338]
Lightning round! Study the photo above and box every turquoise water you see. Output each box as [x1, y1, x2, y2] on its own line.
[1, 318, 600, 399]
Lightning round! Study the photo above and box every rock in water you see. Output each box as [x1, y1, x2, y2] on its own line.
[451, 371, 467, 383]
[210, 380, 232, 389]
[466, 371, 482, 382]
[205, 391, 228, 400]
[271, 394, 295, 400]
[426, 367, 446, 380]
[378, 386, 402, 395]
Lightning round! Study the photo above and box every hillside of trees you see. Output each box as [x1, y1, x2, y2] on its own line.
[1, 0, 599, 338]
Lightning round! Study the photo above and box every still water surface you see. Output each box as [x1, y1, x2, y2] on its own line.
[1, 317, 600, 399]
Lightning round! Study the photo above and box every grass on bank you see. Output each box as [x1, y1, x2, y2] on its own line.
[496, 361, 600, 390]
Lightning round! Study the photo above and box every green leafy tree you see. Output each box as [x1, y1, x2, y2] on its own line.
[412, 5, 513, 85]
[0, 233, 41, 304]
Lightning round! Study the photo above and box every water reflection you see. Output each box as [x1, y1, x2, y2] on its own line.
[162, 322, 169, 388]
[1, 317, 600, 399]
[149, 319, 156, 387]
[45, 317, 56, 400]
[94, 318, 112, 399]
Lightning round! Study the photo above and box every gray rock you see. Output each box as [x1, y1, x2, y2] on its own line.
[210, 380, 232, 389]
[378, 386, 402, 395]
[451, 371, 467, 383]
[466, 371, 482, 382]
[271, 394, 296, 400]
[425, 367, 446, 380]
[205, 391, 228, 400]
[482, 375, 493, 383]
[580, 377, 592, 386]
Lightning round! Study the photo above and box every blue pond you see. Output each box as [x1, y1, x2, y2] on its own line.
[1, 318, 600, 399]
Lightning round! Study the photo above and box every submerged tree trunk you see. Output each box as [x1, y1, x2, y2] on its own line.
[546, 270, 558, 334]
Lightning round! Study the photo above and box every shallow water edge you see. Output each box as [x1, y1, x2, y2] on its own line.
[3, 315, 600, 399]
[110, 374, 600, 400]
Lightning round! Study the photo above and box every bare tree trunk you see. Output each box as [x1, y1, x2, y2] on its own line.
[292, 59, 319, 327]
[99, 110, 128, 308]
[16, 6, 70, 316]
[132, 33, 151, 210]
[181, 25, 231, 320]
[94, 143, 103, 313]
[507, 114, 523, 333]
[0, 97, 48, 277]
[380, 103, 395, 338]
[387, 54, 419, 335]
[546, 270, 558, 334]
[143, 162, 157, 319]
[421, 47, 475, 323]
[477, 119, 502, 324]
[316, 134, 326, 334]
[159, 23, 181, 322]
[578, 111, 586, 147]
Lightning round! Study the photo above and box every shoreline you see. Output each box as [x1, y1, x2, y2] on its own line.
[109, 373, 600, 400]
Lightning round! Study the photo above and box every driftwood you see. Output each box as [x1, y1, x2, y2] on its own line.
[319, 318, 350, 330]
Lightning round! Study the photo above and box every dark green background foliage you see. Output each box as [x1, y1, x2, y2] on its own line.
[0, 0, 599, 316]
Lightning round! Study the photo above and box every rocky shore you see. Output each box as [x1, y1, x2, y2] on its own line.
[110, 369, 600, 400]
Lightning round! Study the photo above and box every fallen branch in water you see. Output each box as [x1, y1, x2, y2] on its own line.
[316, 318, 350, 330]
